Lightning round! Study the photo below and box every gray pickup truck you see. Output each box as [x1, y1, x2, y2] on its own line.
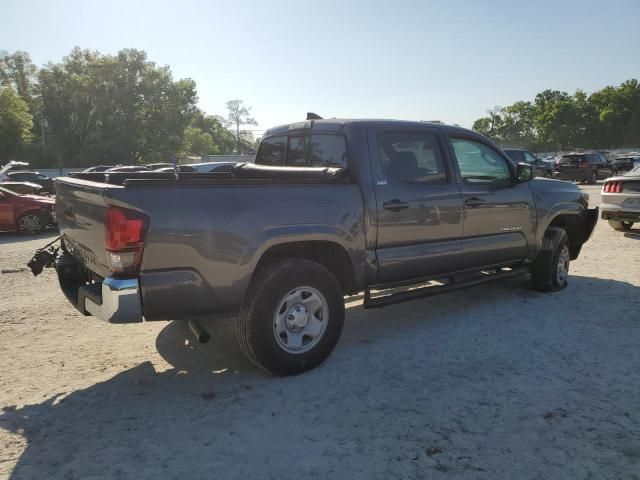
[43, 119, 598, 375]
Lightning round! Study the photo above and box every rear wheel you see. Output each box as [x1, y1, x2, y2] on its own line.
[608, 220, 633, 231]
[531, 227, 570, 292]
[17, 212, 48, 234]
[236, 259, 345, 376]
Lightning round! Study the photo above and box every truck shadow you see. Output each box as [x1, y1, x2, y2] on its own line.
[2, 275, 640, 479]
[0, 229, 58, 246]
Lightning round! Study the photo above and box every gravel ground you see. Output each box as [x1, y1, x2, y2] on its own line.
[1, 184, 639, 480]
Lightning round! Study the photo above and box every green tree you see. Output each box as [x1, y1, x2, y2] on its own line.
[38, 48, 101, 165]
[191, 111, 237, 154]
[0, 51, 38, 101]
[472, 106, 503, 141]
[225, 99, 257, 154]
[90, 49, 198, 163]
[182, 126, 217, 156]
[0, 87, 33, 161]
[473, 79, 640, 152]
[37, 48, 198, 166]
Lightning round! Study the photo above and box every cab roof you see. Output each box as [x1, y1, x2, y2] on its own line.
[263, 118, 475, 138]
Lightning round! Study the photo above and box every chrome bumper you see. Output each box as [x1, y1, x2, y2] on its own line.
[84, 277, 143, 324]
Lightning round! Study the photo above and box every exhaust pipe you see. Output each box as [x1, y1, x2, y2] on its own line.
[188, 319, 210, 344]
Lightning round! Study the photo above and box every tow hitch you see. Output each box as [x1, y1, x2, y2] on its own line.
[27, 236, 62, 276]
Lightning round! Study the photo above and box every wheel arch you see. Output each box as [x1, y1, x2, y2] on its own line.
[547, 213, 586, 259]
[251, 240, 358, 295]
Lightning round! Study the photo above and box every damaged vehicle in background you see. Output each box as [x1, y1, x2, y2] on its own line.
[0, 186, 56, 234]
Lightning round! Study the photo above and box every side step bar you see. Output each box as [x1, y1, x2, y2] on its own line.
[363, 266, 529, 309]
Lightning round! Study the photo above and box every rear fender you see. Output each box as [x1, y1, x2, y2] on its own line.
[238, 224, 366, 292]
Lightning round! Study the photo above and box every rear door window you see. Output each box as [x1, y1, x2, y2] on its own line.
[256, 136, 286, 165]
[378, 132, 448, 184]
[286, 136, 308, 166]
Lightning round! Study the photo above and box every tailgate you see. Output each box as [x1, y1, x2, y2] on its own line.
[55, 177, 113, 278]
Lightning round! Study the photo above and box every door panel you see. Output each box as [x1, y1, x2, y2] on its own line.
[0, 194, 16, 229]
[448, 137, 535, 269]
[369, 128, 464, 284]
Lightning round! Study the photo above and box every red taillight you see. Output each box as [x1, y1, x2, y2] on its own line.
[604, 181, 624, 193]
[105, 206, 148, 274]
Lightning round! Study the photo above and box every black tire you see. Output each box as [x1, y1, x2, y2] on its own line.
[17, 211, 49, 234]
[530, 227, 570, 292]
[608, 220, 633, 231]
[236, 259, 345, 376]
[588, 171, 597, 184]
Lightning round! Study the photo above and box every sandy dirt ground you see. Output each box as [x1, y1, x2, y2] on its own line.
[1, 184, 639, 479]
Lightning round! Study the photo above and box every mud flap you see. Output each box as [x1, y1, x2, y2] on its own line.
[585, 207, 599, 242]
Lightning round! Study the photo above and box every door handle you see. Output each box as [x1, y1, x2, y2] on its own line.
[383, 199, 409, 212]
[464, 197, 485, 207]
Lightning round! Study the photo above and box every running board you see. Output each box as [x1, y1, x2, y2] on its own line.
[363, 266, 529, 309]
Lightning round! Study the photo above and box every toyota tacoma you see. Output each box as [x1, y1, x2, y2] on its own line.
[34, 118, 598, 375]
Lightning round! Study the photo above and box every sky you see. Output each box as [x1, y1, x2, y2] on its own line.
[2, 0, 639, 133]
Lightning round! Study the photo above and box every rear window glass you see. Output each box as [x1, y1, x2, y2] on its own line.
[558, 155, 585, 163]
[257, 133, 347, 168]
[309, 134, 347, 168]
[256, 136, 286, 165]
[286, 136, 308, 166]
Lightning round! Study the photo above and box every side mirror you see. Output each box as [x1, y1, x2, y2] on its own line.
[516, 162, 533, 183]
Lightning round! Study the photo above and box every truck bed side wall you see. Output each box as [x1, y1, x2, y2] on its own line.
[107, 184, 366, 319]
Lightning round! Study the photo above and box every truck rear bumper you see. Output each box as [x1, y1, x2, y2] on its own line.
[56, 253, 143, 323]
[84, 277, 143, 324]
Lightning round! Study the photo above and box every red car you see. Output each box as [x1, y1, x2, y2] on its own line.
[0, 186, 56, 234]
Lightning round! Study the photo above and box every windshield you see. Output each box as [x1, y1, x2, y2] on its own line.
[0, 186, 18, 197]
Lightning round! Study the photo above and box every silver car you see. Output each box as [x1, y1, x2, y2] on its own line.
[601, 165, 640, 231]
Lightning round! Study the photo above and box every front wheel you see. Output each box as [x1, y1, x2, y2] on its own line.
[17, 212, 48, 234]
[531, 227, 570, 292]
[608, 220, 633, 231]
[236, 259, 345, 376]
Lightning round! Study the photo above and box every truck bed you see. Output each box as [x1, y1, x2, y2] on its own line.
[54, 167, 366, 320]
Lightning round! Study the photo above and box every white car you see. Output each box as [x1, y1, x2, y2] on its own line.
[601, 165, 640, 231]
